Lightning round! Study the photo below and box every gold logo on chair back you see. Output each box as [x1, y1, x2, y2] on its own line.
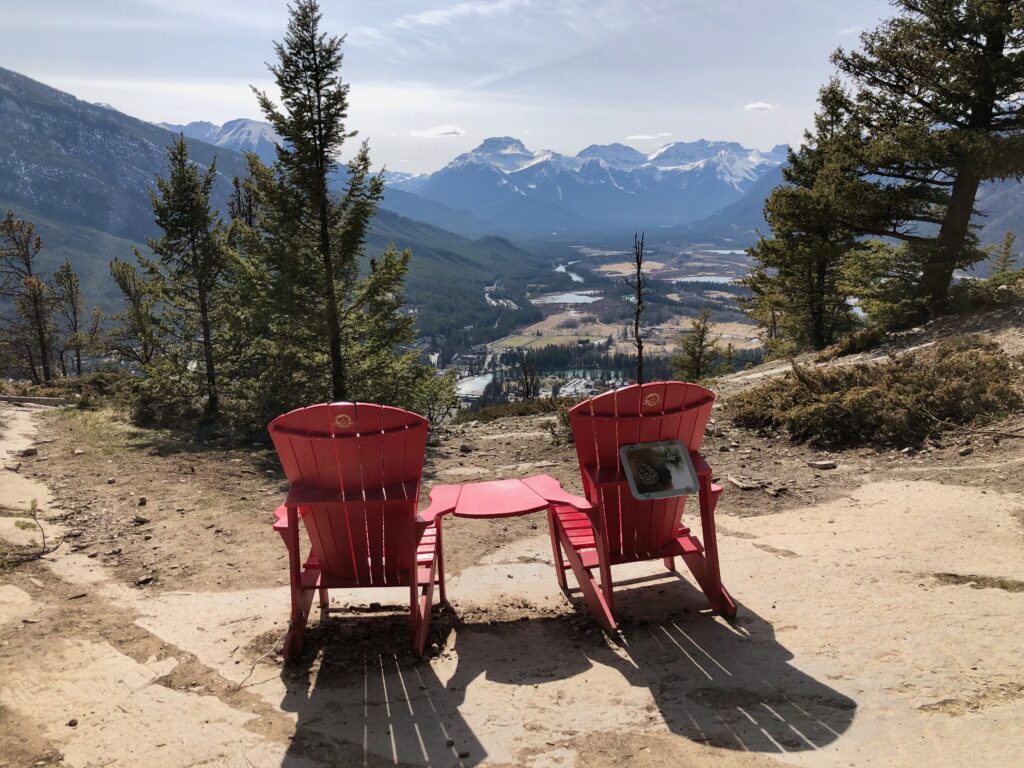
[643, 392, 661, 407]
[333, 413, 354, 429]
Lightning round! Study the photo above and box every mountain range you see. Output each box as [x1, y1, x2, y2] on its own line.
[0, 66, 543, 341]
[158, 119, 280, 166]
[389, 136, 790, 237]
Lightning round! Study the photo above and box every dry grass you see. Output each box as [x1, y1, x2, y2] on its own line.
[728, 335, 1023, 448]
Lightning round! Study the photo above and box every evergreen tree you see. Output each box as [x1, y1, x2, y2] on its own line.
[833, 0, 1024, 312]
[991, 230, 1018, 275]
[108, 259, 160, 367]
[743, 81, 862, 351]
[249, 0, 450, 420]
[672, 310, 721, 382]
[141, 136, 229, 417]
[255, 0, 354, 401]
[0, 212, 55, 382]
[53, 260, 90, 376]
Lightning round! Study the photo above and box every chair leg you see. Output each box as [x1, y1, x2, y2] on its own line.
[436, 520, 447, 605]
[319, 588, 329, 609]
[411, 558, 438, 657]
[557, 524, 616, 634]
[681, 551, 737, 619]
[547, 508, 568, 591]
[283, 587, 316, 661]
[664, 556, 676, 572]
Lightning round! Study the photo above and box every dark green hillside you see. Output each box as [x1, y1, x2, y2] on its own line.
[0, 66, 249, 243]
[0, 67, 548, 349]
[367, 210, 543, 341]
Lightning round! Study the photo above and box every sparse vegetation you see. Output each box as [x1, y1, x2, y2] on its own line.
[729, 335, 1022, 447]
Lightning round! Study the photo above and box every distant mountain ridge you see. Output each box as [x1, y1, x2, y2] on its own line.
[390, 136, 789, 236]
[158, 118, 280, 165]
[0, 67, 546, 338]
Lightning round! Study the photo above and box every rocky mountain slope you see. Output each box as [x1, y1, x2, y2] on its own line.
[392, 136, 789, 236]
[0, 67, 547, 337]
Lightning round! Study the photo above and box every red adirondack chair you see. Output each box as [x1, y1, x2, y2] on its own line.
[547, 381, 736, 633]
[268, 402, 450, 659]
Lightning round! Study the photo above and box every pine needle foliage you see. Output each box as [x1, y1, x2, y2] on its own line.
[729, 335, 1022, 447]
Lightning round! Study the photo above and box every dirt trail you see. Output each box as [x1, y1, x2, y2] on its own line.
[1, 403, 1023, 768]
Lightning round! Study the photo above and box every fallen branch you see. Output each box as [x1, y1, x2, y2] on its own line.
[916, 407, 1024, 440]
[7, 499, 63, 564]
[235, 645, 281, 691]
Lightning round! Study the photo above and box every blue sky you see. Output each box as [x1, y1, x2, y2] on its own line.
[4, 0, 889, 172]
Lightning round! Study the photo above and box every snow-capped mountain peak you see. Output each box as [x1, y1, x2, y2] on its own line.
[576, 143, 648, 170]
[450, 136, 549, 173]
[156, 118, 280, 164]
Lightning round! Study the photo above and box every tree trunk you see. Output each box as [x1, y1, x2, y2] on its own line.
[812, 257, 827, 349]
[75, 348, 82, 377]
[198, 290, 219, 416]
[31, 293, 51, 382]
[924, 168, 982, 310]
[319, 189, 346, 401]
[923, 24, 1004, 312]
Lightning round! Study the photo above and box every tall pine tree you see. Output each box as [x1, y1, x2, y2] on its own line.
[255, 0, 354, 401]
[251, 0, 448, 416]
[0, 212, 55, 382]
[833, 0, 1024, 312]
[743, 81, 862, 351]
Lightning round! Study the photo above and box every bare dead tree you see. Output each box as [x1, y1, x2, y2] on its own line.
[624, 232, 649, 384]
[516, 351, 541, 400]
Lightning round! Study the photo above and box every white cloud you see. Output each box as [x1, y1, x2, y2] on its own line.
[838, 26, 863, 36]
[410, 124, 467, 138]
[626, 131, 672, 140]
[394, 0, 530, 31]
[743, 101, 776, 112]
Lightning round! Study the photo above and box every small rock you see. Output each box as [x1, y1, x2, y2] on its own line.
[459, 443, 473, 454]
[136, 575, 154, 586]
[132, 515, 150, 525]
[67, 718, 78, 728]
[458, 751, 471, 759]
[431, 642, 441, 656]
[446, 737, 455, 748]
[20, 447, 38, 457]
[138, 496, 147, 507]
[807, 460, 837, 470]
[958, 446, 974, 457]
[72, 448, 85, 456]
[107, 477, 116, 484]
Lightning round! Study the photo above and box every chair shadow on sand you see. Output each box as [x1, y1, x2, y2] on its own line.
[279, 573, 856, 767]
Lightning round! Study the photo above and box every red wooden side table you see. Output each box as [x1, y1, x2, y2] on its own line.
[421, 474, 592, 521]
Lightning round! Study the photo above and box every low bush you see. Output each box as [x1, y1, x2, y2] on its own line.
[453, 397, 569, 424]
[728, 335, 1022, 448]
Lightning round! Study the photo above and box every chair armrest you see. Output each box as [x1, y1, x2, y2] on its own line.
[272, 504, 290, 532]
[690, 451, 712, 477]
[416, 484, 461, 525]
[522, 474, 593, 512]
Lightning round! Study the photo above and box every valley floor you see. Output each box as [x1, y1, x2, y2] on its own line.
[1, 373, 1022, 766]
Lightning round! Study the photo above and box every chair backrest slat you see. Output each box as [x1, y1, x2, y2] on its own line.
[269, 402, 428, 585]
[569, 381, 715, 558]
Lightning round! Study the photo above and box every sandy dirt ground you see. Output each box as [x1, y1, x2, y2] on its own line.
[1, 396, 1023, 768]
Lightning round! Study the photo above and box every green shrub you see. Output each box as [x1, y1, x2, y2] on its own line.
[728, 335, 1022, 447]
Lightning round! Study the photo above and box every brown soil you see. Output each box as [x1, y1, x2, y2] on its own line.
[1, 307, 1022, 767]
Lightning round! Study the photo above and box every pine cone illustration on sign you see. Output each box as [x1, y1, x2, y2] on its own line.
[635, 460, 660, 489]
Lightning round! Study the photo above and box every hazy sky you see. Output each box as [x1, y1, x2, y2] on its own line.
[4, 0, 890, 173]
